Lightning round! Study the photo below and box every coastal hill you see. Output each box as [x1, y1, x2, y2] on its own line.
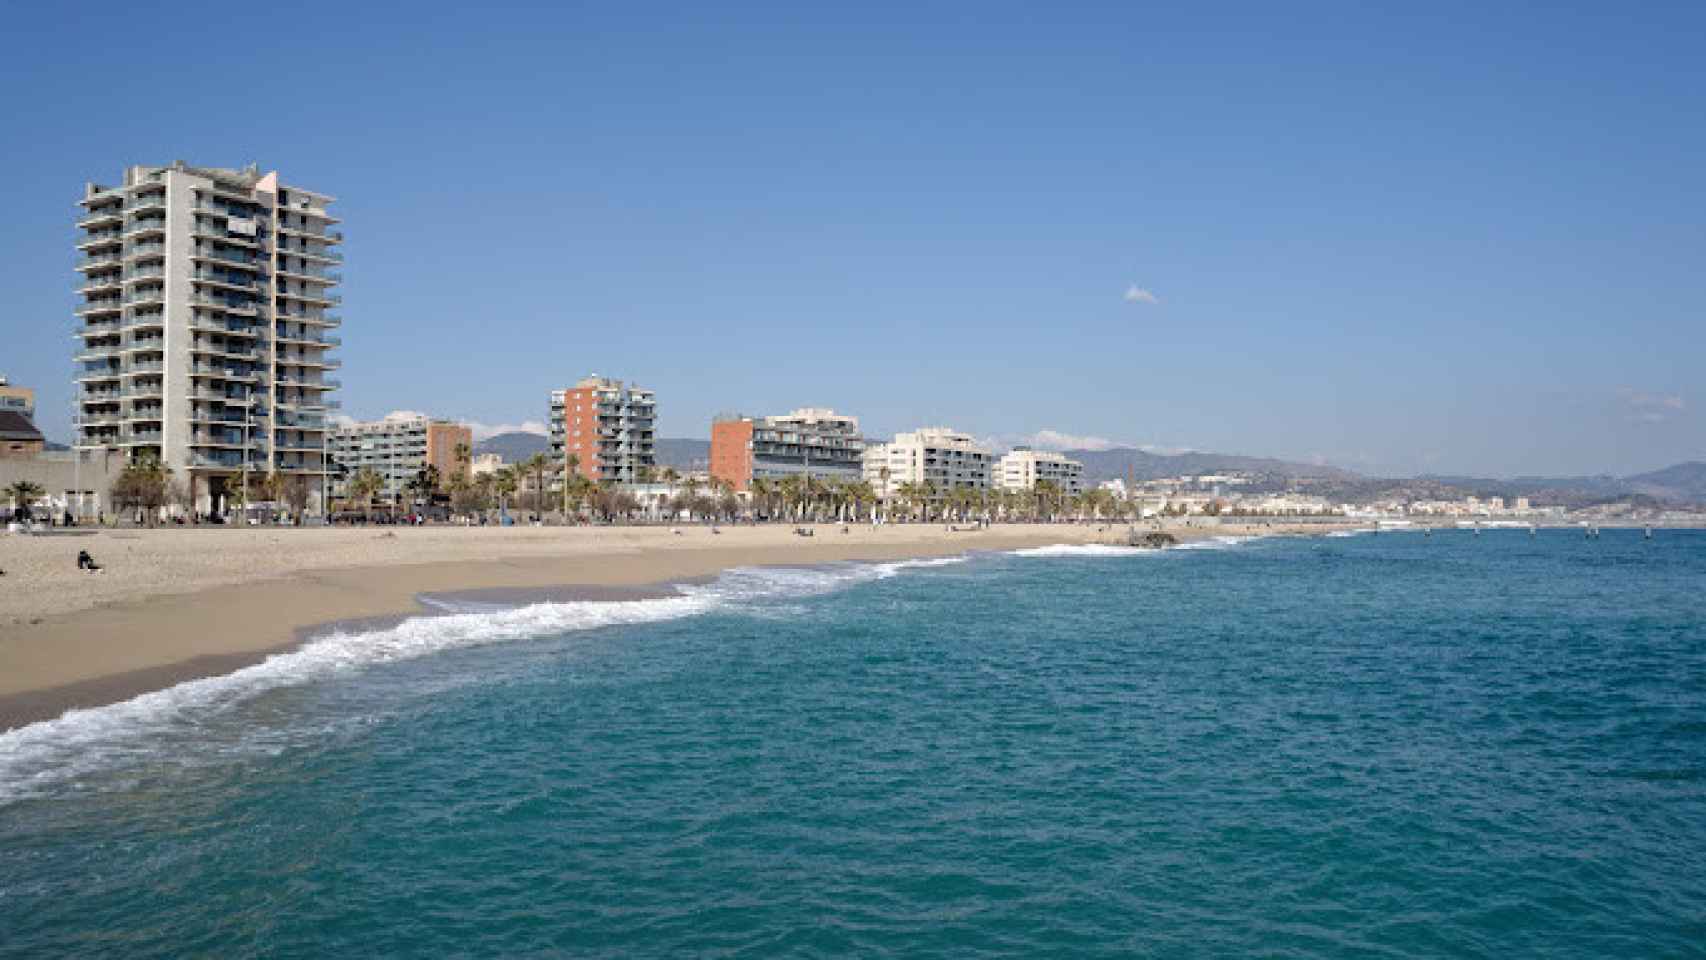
[1064, 447, 1357, 483]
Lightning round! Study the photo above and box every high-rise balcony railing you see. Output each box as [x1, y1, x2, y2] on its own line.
[77, 208, 124, 229]
[123, 217, 167, 236]
[76, 299, 122, 316]
[78, 252, 124, 270]
[190, 317, 265, 336]
[193, 270, 266, 290]
[126, 242, 166, 259]
[76, 318, 122, 337]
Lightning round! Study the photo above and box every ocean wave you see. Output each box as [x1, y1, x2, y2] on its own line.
[1008, 544, 1160, 558]
[0, 557, 967, 803]
[1171, 535, 1257, 551]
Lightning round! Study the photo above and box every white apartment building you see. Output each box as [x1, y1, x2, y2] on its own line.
[550, 376, 657, 483]
[995, 447, 1085, 495]
[73, 162, 342, 513]
[863, 427, 994, 498]
[327, 415, 471, 499]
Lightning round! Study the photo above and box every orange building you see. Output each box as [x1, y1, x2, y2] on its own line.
[710, 418, 754, 490]
[709, 408, 865, 492]
[425, 421, 473, 480]
[549, 376, 656, 483]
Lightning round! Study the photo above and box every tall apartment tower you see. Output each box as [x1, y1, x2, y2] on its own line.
[73, 162, 342, 513]
[549, 376, 656, 483]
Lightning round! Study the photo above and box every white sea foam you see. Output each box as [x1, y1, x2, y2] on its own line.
[0, 558, 968, 803]
[1171, 535, 1257, 551]
[1008, 544, 1160, 558]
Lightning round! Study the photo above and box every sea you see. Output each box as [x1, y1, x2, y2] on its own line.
[1, 529, 1703, 957]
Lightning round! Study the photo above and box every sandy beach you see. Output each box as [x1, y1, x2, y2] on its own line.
[0, 520, 1338, 729]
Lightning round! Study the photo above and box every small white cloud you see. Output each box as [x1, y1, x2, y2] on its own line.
[1123, 284, 1159, 305]
[381, 409, 431, 422]
[1027, 429, 1122, 452]
[467, 420, 549, 441]
[1617, 388, 1685, 424]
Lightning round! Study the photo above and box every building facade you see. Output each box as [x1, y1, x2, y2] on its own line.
[0, 377, 35, 422]
[328, 415, 470, 498]
[710, 407, 865, 492]
[73, 162, 341, 513]
[995, 447, 1085, 494]
[549, 376, 656, 483]
[862, 427, 994, 499]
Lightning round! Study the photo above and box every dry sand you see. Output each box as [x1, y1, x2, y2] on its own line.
[0, 520, 1340, 729]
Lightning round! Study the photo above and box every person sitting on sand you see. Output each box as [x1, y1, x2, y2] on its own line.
[77, 549, 102, 572]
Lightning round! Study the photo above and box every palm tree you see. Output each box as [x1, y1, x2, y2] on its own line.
[749, 477, 775, 520]
[493, 466, 519, 518]
[6, 480, 46, 522]
[348, 467, 384, 520]
[522, 453, 550, 515]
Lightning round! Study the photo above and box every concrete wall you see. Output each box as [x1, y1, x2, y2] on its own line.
[0, 449, 125, 519]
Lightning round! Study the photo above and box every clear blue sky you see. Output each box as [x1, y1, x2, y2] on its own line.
[3, 1, 1701, 477]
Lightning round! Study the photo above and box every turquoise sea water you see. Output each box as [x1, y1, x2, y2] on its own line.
[2, 530, 1704, 957]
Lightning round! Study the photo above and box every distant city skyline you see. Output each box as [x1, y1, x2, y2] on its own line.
[4, 3, 1701, 478]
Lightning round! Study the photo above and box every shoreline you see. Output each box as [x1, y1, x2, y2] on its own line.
[6, 522, 1226, 730]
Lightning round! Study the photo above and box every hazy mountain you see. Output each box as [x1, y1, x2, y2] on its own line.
[1625, 461, 1706, 502]
[474, 431, 549, 463]
[1063, 447, 1360, 483]
[655, 438, 711, 470]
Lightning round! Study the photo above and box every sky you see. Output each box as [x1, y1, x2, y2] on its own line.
[1, 1, 1701, 478]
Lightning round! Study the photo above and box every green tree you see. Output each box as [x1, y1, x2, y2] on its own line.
[6, 480, 46, 522]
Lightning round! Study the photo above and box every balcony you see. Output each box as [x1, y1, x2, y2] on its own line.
[118, 338, 165, 353]
[123, 431, 164, 444]
[191, 295, 263, 315]
[190, 363, 261, 380]
[193, 249, 265, 270]
[282, 244, 343, 264]
[76, 299, 123, 316]
[78, 230, 126, 251]
[126, 242, 166, 259]
[123, 217, 167, 236]
[78, 252, 124, 271]
[120, 384, 164, 399]
[194, 343, 261, 361]
[275, 328, 340, 346]
[191, 317, 264, 336]
[122, 267, 165, 283]
[122, 291, 165, 308]
[193, 270, 266, 291]
[77, 275, 122, 294]
[77, 208, 125, 229]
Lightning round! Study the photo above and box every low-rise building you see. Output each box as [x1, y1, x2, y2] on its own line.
[0, 410, 45, 459]
[470, 452, 504, 477]
[0, 376, 35, 423]
[863, 427, 993, 499]
[549, 376, 656, 483]
[710, 407, 865, 491]
[328, 414, 472, 498]
[995, 447, 1084, 494]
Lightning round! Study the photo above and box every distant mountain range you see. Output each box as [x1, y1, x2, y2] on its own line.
[471, 432, 1705, 506]
[1063, 447, 1358, 483]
